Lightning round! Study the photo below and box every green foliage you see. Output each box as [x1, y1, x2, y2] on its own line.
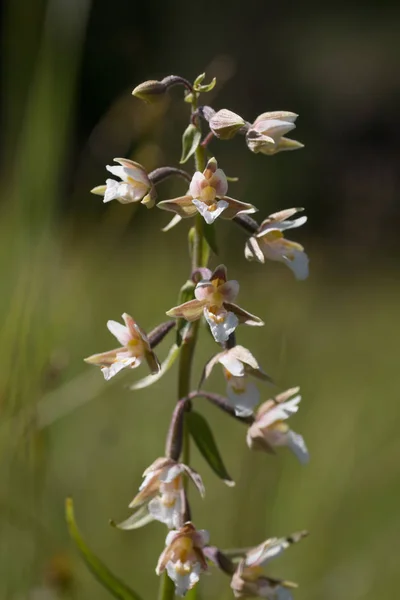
[66, 498, 143, 600]
[187, 410, 235, 486]
[180, 124, 202, 164]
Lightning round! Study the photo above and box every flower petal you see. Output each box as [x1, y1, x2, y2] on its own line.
[210, 168, 228, 197]
[218, 280, 239, 303]
[166, 299, 207, 321]
[107, 319, 131, 346]
[194, 281, 215, 301]
[162, 213, 183, 232]
[189, 171, 205, 199]
[192, 199, 228, 223]
[84, 348, 119, 366]
[204, 308, 239, 343]
[157, 196, 198, 218]
[287, 430, 309, 464]
[220, 197, 258, 220]
[224, 303, 264, 327]
[227, 379, 260, 417]
[257, 394, 302, 429]
[181, 465, 206, 497]
[101, 357, 137, 381]
[244, 236, 266, 263]
[148, 495, 182, 529]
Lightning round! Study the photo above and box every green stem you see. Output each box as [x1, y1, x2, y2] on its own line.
[159, 92, 207, 600]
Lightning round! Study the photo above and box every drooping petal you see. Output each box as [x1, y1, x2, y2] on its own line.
[165, 560, 201, 597]
[286, 430, 309, 464]
[220, 197, 258, 220]
[101, 357, 137, 381]
[181, 465, 206, 497]
[227, 379, 260, 417]
[192, 199, 229, 223]
[148, 495, 182, 529]
[162, 213, 183, 232]
[224, 303, 264, 327]
[261, 239, 309, 280]
[157, 196, 198, 218]
[107, 319, 132, 346]
[167, 299, 207, 321]
[204, 308, 239, 343]
[244, 236, 266, 263]
[218, 354, 245, 377]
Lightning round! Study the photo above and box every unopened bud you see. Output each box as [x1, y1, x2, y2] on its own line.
[209, 109, 246, 140]
[132, 80, 167, 103]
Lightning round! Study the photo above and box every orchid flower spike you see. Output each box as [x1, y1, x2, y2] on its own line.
[156, 522, 209, 597]
[158, 157, 257, 225]
[91, 158, 157, 207]
[245, 208, 309, 280]
[166, 265, 264, 343]
[84, 313, 160, 380]
[129, 457, 205, 530]
[247, 387, 309, 464]
[231, 531, 308, 599]
[246, 111, 303, 156]
[202, 345, 272, 417]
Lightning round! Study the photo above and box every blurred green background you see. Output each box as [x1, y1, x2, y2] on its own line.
[1, 1, 399, 599]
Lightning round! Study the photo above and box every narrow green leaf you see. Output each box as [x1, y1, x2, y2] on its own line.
[180, 124, 202, 164]
[129, 344, 180, 390]
[65, 498, 143, 600]
[203, 223, 219, 256]
[187, 411, 235, 486]
[110, 505, 155, 530]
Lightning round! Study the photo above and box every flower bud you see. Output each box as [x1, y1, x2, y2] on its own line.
[132, 80, 167, 103]
[209, 109, 246, 139]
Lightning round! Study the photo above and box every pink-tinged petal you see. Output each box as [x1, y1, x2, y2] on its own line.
[192, 199, 228, 224]
[113, 158, 151, 186]
[157, 196, 198, 218]
[194, 281, 214, 301]
[224, 303, 264, 327]
[166, 299, 207, 321]
[246, 424, 276, 454]
[218, 280, 239, 303]
[220, 197, 258, 220]
[244, 237, 265, 263]
[204, 308, 238, 343]
[84, 348, 119, 366]
[162, 213, 183, 232]
[209, 168, 228, 197]
[193, 529, 210, 547]
[274, 387, 300, 404]
[211, 264, 228, 282]
[101, 357, 136, 380]
[107, 319, 131, 346]
[122, 313, 139, 340]
[227, 379, 259, 417]
[189, 171, 206, 199]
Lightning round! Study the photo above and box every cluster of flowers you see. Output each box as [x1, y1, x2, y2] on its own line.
[85, 74, 309, 598]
